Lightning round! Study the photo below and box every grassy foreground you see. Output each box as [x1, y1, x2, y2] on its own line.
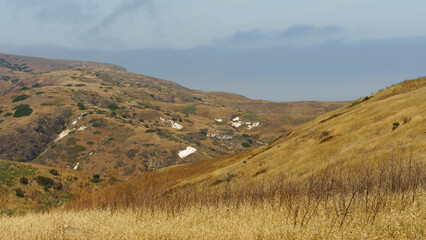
[1, 153, 424, 239]
[0, 193, 424, 240]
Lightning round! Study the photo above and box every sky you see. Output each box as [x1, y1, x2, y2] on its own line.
[1, 0, 426, 101]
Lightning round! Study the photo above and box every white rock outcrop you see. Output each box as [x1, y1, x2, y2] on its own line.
[178, 146, 197, 158]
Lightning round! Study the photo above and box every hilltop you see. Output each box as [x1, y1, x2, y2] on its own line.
[0, 53, 345, 178]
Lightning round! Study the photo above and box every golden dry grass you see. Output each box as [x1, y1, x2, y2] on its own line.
[1, 191, 424, 240]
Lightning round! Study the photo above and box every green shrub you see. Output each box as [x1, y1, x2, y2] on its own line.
[13, 104, 33, 117]
[242, 112, 259, 121]
[73, 145, 86, 152]
[213, 179, 225, 186]
[36, 176, 54, 188]
[19, 177, 29, 185]
[156, 129, 173, 139]
[4, 112, 12, 117]
[90, 174, 102, 183]
[107, 104, 120, 110]
[87, 141, 95, 145]
[392, 122, 400, 130]
[145, 129, 156, 133]
[349, 96, 371, 108]
[12, 94, 30, 102]
[19, 87, 30, 91]
[15, 188, 24, 198]
[35, 92, 44, 95]
[65, 84, 73, 87]
[92, 122, 105, 128]
[75, 84, 86, 87]
[241, 142, 251, 148]
[49, 169, 59, 176]
[32, 83, 42, 88]
[54, 182, 63, 191]
[77, 103, 87, 110]
[0, 209, 16, 217]
[182, 105, 197, 115]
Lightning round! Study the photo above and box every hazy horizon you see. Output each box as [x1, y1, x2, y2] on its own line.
[1, 0, 426, 101]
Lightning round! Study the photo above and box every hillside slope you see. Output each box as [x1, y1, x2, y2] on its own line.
[73, 76, 426, 204]
[0, 159, 104, 214]
[0, 53, 345, 178]
[62, 77, 425, 239]
[175, 77, 426, 187]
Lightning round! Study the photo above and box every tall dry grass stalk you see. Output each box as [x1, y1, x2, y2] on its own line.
[0, 191, 424, 239]
[1, 151, 424, 239]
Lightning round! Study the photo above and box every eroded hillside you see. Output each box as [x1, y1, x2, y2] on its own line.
[0, 53, 345, 178]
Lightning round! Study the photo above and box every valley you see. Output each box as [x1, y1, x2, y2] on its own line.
[0, 53, 345, 178]
[0, 53, 424, 239]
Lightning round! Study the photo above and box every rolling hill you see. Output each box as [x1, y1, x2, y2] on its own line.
[27, 76, 423, 240]
[71, 77, 425, 202]
[0, 53, 345, 178]
[0, 66, 424, 239]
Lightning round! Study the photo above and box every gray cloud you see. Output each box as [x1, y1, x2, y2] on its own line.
[6, 0, 96, 24]
[100, 0, 156, 28]
[215, 25, 345, 48]
[77, 0, 156, 50]
[279, 25, 343, 38]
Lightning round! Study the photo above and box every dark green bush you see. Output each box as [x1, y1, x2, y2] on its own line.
[49, 169, 59, 176]
[35, 92, 44, 95]
[15, 188, 24, 198]
[90, 174, 102, 183]
[145, 129, 156, 133]
[13, 104, 33, 118]
[12, 94, 30, 102]
[241, 142, 251, 148]
[92, 122, 105, 128]
[182, 105, 197, 115]
[19, 177, 29, 185]
[75, 84, 86, 87]
[199, 129, 208, 136]
[77, 103, 87, 110]
[392, 122, 400, 130]
[36, 176, 54, 188]
[4, 112, 12, 117]
[73, 145, 86, 152]
[107, 104, 120, 110]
